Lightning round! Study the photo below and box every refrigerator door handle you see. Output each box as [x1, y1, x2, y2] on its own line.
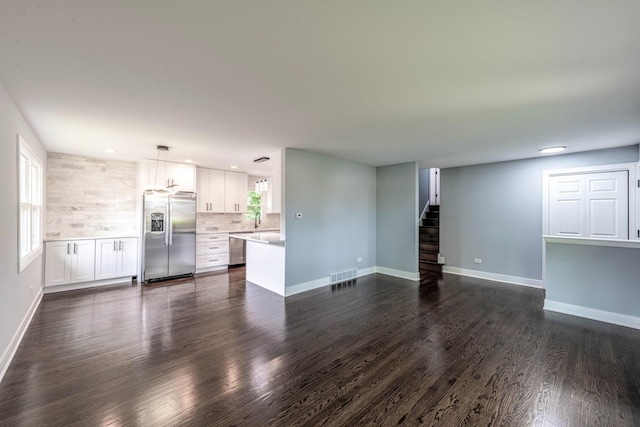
[169, 204, 174, 246]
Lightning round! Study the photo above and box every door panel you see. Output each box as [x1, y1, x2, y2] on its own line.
[585, 171, 628, 239]
[95, 239, 117, 280]
[144, 194, 169, 281]
[45, 241, 71, 286]
[168, 193, 196, 277]
[117, 238, 138, 277]
[71, 240, 95, 283]
[169, 232, 196, 277]
[209, 170, 226, 212]
[549, 175, 585, 236]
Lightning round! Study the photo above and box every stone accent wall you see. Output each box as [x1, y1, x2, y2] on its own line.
[46, 152, 138, 239]
[197, 213, 281, 233]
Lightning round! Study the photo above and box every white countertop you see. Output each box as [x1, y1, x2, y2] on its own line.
[45, 235, 139, 242]
[198, 228, 280, 234]
[229, 231, 285, 245]
[543, 235, 640, 249]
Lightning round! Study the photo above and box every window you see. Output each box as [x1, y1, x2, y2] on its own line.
[247, 191, 262, 222]
[18, 135, 43, 271]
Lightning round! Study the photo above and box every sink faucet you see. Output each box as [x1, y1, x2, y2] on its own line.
[254, 215, 261, 229]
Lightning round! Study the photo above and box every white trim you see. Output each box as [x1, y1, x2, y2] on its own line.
[543, 235, 640, 249]
[285, 276, 327, 297]
[0, 288, 43, 384]
[284, 266, 379, 297]
[43, 277, 134, 294]
[284, 266, 416, 297]
[375, 266, 420, 281]
[544, 299, 640, 330]
[443, 266, 543, 288]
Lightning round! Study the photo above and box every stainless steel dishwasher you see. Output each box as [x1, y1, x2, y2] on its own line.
[229, 236, 246, 266]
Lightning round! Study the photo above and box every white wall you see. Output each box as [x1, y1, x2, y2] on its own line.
[0, 82, 46, 381]
[284, 148, 377, 287]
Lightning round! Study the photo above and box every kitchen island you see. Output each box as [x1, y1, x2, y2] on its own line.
[229, 232, 285, 296]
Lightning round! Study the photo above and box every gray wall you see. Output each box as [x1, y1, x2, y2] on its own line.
[546, 243, 640, 317]
[440, 145, 639, 280]
[0, 81, 47, 377]
[284, 148, 376, 286]
[418, 168, 430, 216]
[376, 162, 419, 274]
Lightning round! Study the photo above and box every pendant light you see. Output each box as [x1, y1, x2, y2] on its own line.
[145, 145, 180, 195]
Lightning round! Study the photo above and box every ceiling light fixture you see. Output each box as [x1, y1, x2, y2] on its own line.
[230, 165, 238, 169]
[253, 156, 270, 163]
[539, 146, 566, 154]
[144, 145, 180, 195]
[185, 159, 193, 163]
[104, 148, 116, 153]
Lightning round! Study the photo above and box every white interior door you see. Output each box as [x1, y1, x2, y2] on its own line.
[585, 171, 628, 239]
[549, 175, 586, 236]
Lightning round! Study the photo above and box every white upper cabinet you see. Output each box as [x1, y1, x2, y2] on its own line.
[196, 168, 225, 213]
[546, 166, 633, 240]
[141, 159, 196, 192]
[224, 171, 248, 213]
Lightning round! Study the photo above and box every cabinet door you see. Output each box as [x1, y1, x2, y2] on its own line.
[45, 241, 71, 286]
[224, 172, 239, 212]
[236, 173, 248, 213]
[196, 168, 209, 212]
[145, 159, 171, 189]
[117, 238, 138, 277]
[71, 240, 96, 283]
[585, 171, 628, 239]
[170, 162, 196, 192]
[549, 175, 586, 237]
[95, 239, 117, 280]
[209, 170, 226, 212]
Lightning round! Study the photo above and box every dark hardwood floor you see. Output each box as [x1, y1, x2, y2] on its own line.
[1, 269, 639, 426]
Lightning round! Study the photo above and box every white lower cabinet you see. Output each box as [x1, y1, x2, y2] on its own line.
[45, 240, 96, 287]
[95, 238, 138, 280]
[196, 233, 229, 270]
[45, 237, 138, 288]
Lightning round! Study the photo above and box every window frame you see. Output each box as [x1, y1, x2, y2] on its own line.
[17, 134, 43, 272]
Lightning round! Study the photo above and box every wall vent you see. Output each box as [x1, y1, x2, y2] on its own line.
[330, 268, 358, 285]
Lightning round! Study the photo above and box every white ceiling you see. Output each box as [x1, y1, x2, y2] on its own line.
[1, 1, 639, 173]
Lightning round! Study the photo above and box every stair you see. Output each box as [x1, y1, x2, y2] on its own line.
[419, 205, 442, 278]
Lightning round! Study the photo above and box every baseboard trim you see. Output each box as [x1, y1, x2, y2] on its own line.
[0, 288, 43, 384]
[375, 267, 420, 281]
[443, 266, 543, 289]
[43, 277, 134, 294]
[285, 266, 417, 297]
[544, 299, 640, 330]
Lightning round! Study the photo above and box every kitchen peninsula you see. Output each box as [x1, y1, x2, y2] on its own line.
[229, 232, 285, 296]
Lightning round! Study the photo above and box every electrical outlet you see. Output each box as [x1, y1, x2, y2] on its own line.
[295, 212, 302, 219]
[474, 258, 483, 264]
[357, 257, 362, 262]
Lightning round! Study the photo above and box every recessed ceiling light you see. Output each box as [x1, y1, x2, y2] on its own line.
[539, 146, 566, 154]
[230, 165, 238, 169]
[185, 159, 193, 163]
[104, 148, 116, 153]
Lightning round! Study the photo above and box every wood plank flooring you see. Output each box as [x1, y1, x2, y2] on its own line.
[1, 269, 639, 426]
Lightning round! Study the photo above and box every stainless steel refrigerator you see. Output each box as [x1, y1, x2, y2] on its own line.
[143, 192, 196, 282]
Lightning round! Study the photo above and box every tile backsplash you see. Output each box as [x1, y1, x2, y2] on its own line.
[46, 152, 138, 239]
[197, 213, 281, 233]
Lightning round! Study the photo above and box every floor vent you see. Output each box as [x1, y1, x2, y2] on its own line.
[330, 269, 358, 285]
